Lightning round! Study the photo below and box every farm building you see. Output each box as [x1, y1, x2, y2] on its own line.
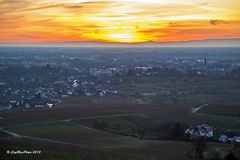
[219, 134, 240, 143]
[185, 124, 216, 139]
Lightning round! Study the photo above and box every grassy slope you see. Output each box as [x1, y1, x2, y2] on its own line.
[105, 79, 240, 104]
[4, 121, 235, 160]
[7, 122, 145, 149]
[1, 94, 240, 160]
[200, 104, 240, 117]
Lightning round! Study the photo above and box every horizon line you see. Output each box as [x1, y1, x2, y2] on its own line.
[0, 38, 240, 48]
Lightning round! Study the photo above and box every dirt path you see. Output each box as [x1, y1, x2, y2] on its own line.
[0, 128, 85, 147]
[0, 128, 152, 160]
[0, 128, 22, 138]
[0, 114, 153, 160]
[191, 104, 208, 113]
[3, 113, 144, 128]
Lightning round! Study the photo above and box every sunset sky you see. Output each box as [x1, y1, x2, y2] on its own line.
[0, 0, 240, 43]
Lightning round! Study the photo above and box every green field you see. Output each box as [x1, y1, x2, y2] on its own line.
[3, 120, 237, 160]
[1, 94, 240, 160]
[200, 104, 240, 117]
[7, 122, 146, 149]
[104, 79, 240, 104]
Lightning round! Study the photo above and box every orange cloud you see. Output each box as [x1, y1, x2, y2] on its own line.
[0, 0, 240, 43]
[210, 20, 229, 25]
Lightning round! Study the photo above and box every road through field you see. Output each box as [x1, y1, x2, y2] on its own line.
[3, 113, 144, 128]
[0, 128, 86, 147]
[0, 113, 152, 160]
[191, 104, 208, 113]
[0, 128, 153, 160]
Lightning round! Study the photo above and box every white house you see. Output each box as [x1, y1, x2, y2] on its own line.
[219, 134, 228, 142]
[47, 103, 54, 108]
[185, 124, 215, 139]
[219, 134, 240, 143]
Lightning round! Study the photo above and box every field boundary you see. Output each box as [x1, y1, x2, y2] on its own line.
[1, 114, 154, 160]
[191, 104, 208, 113]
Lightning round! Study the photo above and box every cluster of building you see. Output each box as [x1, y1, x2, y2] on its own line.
[185, 124, 240, 144]
[185, 124, 215, 139]
[0, 76, 118, 111]
[89, 67, 128, 77]
[0, 87, 59, 111]
[219, 132, 240, 143]
[86, 56, 240, 78]
[1, 51, 240, 112]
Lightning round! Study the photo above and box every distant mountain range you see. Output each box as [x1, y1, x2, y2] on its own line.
[1, 38, 240, 47]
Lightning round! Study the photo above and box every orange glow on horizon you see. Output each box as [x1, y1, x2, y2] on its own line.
[0, 0, 240, 43]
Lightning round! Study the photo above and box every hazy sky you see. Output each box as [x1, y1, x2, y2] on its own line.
[0, 0, 240, 43]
